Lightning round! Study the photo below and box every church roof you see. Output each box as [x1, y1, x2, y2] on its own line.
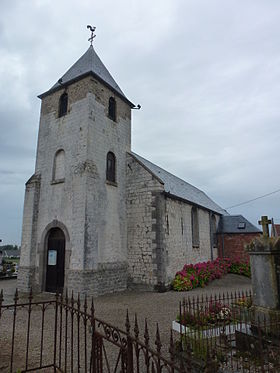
[217, 215, 261, 234]
[130, 152, 228, 215]
[39, 46, 134, 106]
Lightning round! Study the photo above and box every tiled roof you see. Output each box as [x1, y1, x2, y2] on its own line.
[130, 152, 228, 215]
[39, 46, 133, 105]
[217, 215, 261, 234]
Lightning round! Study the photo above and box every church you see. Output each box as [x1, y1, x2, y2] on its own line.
[18, 33, 260, 296]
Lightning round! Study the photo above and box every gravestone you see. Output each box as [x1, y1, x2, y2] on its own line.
[247, 216, 280, 325]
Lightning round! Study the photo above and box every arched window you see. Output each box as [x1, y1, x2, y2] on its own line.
[106, 152, 116, 182]
[108, 97, 116, 121]
[58, 92, 68, 117]
[191, 207, 199, 247]
[53, 149, 65, 181]
[211, 214, 217, 247]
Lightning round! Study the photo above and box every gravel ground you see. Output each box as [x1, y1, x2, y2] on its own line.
[0, 275, 252, 372]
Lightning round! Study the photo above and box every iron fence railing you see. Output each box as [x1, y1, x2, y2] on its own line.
[176, 290, 280, 372]
[0, 289, 189, 373]
[2, 288, 280, 372]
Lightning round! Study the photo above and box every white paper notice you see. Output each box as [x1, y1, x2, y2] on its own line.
[48, 250, 57, 266]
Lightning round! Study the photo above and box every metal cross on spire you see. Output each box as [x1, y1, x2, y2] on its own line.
[87, 25, 96, 45]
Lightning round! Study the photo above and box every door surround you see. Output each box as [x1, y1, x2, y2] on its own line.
[45, 227, 65, 292]
[38, 220, 71, 292]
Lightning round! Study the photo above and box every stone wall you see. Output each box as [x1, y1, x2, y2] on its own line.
[40, 75, 131, 122]
[17, 266, 36, 292]
[126, 154, 164, 288]
[86, 89, 131, 267]
[126, 155, 221, 289]
[165, 197, 220, 283]
[217, 233, 261, 260]
[67, 262, 128, 297]
[18, 174, 41, 292]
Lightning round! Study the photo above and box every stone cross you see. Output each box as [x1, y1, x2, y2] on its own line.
[258, 215, 272, 237]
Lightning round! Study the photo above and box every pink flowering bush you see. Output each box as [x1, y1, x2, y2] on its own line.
[172, 257, 250, 291]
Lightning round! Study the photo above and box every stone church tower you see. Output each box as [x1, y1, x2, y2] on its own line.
[18, 42, 135, 295]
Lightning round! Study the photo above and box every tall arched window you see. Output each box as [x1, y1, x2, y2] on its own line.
[58, 92, 68, 117]
[108, 97, 116, 121]
[191, 207, 199, 247]
[211, 214, 217, 247]
[53, 149, 65, 181]
[106, 152, 116, 183]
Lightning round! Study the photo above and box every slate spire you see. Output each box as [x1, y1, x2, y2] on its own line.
[39, 45, 133, 106]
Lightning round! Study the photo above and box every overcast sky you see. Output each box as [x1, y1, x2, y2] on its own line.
[1, 0, 280, 245]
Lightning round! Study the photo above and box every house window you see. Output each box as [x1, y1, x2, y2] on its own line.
[106, 152, 116, 183]
[108, 97, 116, 121]
[211, 214, 217, 247]
[58, 92, 68, 117]
[53, 149, 65, 182]
[191, 207, 199, 247]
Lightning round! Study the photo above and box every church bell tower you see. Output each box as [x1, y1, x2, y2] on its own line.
[18, 27, 135, 295]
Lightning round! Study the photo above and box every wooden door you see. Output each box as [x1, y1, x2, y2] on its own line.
[45, 228, 65, 293]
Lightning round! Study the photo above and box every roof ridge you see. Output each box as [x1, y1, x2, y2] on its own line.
[131, 151, 208, 194]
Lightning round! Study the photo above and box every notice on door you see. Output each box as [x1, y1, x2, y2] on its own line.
[48, 250, 57, 266]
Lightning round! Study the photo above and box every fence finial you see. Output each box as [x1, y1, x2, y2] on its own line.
[14, 288, 19, 303]
[155, 323, 162, 353]
[134, 313, 139, 339]
[169, 329, 175, 362]
[144, 318, 149, 346]
[125, 309, 130, 334]
[91, 297, 94, 315]
[84, 295, 88, 312]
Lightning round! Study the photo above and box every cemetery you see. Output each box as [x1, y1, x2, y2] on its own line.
[172, 217, 280, 371]
[0, 249, 19, 280]
[0, 217, 280, 372]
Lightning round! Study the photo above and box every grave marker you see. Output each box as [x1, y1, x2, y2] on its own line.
[247, 217, 280, 326]
[258, 215, 271, 237]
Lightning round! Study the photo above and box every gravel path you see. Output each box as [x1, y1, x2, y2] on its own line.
[1, 274, 251, 331]
[0, 275, 251, 372]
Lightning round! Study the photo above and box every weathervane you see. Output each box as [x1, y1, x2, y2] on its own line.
[87, 25, 96, 45]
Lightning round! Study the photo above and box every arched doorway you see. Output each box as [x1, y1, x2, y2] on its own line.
[45, 228, 65, 293]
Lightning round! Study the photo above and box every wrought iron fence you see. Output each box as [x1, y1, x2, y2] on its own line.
[176, 290, 280, 372]
[0, 289, 189, 373]
[2, 288, 280, 372]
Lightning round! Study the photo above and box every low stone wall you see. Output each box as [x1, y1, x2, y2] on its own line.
[67, 261, 128, 297]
